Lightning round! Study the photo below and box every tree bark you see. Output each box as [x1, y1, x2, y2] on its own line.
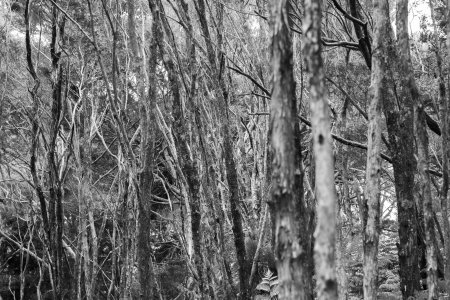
[303, 0, 338, 299]
[269, 0, 313, 299]
[362, 0, 388, 299]
[136, 0, 157, 297]
[387, 1, 421, 297]
[415, 104, 439, 299]
[441, 0, 450, 291]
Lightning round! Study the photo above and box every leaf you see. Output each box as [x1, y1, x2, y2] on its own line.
[256, 282, 271, 293]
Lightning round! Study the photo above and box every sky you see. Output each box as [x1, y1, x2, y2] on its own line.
[410, 0, 431, 33]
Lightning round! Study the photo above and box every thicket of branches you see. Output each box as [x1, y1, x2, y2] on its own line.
[0, 0, 449, 299]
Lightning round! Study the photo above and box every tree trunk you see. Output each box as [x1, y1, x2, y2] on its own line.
[388, 1, 421, 297]
[362, 0, 388, 298]
[136, 0, 157, 297]
[442, 0, 450, 291]
[415, 104, 438, 299]
[26, 2, 67, 297]
[269, 0, 313, 299]
[303, 0, 338, 299]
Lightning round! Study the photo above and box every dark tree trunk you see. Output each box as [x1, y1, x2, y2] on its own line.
[415, 104, 438, 298]
[440, 0, 450, 289]
[135, 1, 158, 298]
[386, 1, 421, 297]
[269, 0, 313, 299]
[26, 2, 67, 298]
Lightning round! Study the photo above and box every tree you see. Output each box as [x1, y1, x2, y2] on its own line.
[303, 0, 338, 299]
[362, 0, 389, 298]
[269, 0, 313, 299]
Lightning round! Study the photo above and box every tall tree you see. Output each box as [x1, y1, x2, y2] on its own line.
[134, 0, 156, 297]
[362, 0, 389, 298]
[269, 0, 313, 299]
[415, 104, 438, 299]
[303, 0, 338, 299]
[387, 0, 421, 296]
[442, 0, 450, 291]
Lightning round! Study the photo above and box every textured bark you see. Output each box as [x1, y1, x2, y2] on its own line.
[193, 1, 249, 298]
[136, 0, 157, 297]
[442, 0, 450, 291]
[269, 0, 313, 299]
[362, 0, 388, 299]
[48, 6, 66, 298]
[389, 1, 420, 296]
[415, 105, 438, 299]
[303, 0, 338, 299]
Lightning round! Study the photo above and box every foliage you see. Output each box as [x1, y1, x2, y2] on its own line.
[255, 269, 279, 300]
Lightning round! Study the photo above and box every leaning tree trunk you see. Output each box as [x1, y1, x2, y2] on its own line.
[269, 0, 313, 299]
[302, 0, 338, 299]
[362, 0, 389, 299]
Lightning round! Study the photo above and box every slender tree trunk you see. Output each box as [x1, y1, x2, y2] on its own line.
[388, 1, 421, 296]
[26, 2, 67, 297]
[135, 0, 157, 297]
[442, 0, 450, 291]
[303, 0, 338, 299]
[416, 104, 438, 299]
[362, 0, 388, 298]
[335, 96, 349, 300]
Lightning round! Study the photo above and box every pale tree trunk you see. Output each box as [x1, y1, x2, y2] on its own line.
[302, 0, 338, 299]
[415, 104, 438, 299]
[269, 0, 313, 299]
[362, 0, 388, 299]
